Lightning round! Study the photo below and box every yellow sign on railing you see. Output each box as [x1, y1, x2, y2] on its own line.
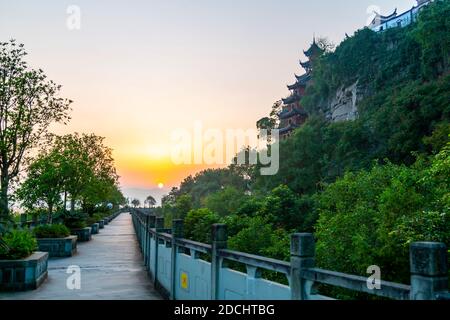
[181, 272, 189, 290]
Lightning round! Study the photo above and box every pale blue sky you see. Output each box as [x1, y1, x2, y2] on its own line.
[0, 0, 417, 203]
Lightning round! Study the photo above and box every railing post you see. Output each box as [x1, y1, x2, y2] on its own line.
[171, 219, 184, 300]
[211, 224, 227, 300]
[290, 233, 315, 300]
[147, 215, 156, 272]
[144, 214, 149, 266]
[410, 242, 448, 300]
[154, 217, 165, 287]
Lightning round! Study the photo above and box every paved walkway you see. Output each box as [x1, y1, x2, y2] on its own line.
[0, 213, 162, 300]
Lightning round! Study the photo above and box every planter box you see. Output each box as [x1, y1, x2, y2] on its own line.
[0, 252, 48, 292]
[98, 220, 105, 229]
[37, 236, 77, 257]
[91, 223, 99, 235]
[71, 227, 92, 242]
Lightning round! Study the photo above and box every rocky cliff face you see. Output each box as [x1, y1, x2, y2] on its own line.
[326, 81, 363, 122]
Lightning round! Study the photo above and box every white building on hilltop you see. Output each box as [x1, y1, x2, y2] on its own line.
[370, 0, 433, 32]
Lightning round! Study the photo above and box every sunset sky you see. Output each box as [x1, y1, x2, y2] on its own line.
[0, 0, 417, 203]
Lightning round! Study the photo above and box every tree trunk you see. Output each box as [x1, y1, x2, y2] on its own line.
[47, 203, 53, 224]
[71, 196, 75, 214]
[63, 191, 67, 213]
[0, 170, 10, 219]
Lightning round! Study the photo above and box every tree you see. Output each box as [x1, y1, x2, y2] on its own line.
[228, 216, 289, 261]
[146, 195, 156, 208]
[166, 168, 248, 209]
[131, 199, 141, 208]
[174, 194, 192, 220]
[17, 147, 65, 223]
[53, 134, 93, 213]
[204, 186, 246, 217]
[184, 208, 220, 243]
[0, 40, 71, 218]
[316, 37, 335, 53]
[315, 150, 449, 288]
[77, 134, 120, 213]
[256, 100, 282, 144]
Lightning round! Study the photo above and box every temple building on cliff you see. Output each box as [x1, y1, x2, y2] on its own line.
[278, 38, 323, 139]
[369, 0, 432, 32]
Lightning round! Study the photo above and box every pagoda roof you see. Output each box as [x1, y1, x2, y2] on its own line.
[282, 94, 301, 105]
[279, 124, 299, 135]
[279, 108, 307, 120]
[304, 38, 323, 58]
[295, 73, 311, 83]
[287, 73, 311, 90]
[300, 60, 312, 70]
[287, 82, 302, 90]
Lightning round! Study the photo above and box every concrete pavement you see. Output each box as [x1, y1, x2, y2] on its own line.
[0, 213, 162, 300]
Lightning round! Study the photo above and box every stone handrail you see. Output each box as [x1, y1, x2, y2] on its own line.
[218, 249, 291, 276]
[301, 268, 411, 300]
[131, 208, 449, 300]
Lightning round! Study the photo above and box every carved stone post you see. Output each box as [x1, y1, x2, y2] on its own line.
[171, 219, 184, 300]
[290, 233, 315, 300]
[410, 242, 448, 300]
[211, 224, 227, 300]
[154, 217, 165, 287]
[148, 215, 156, 278]
[144, 214, 149, 266]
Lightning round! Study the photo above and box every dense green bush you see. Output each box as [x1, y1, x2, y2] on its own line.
[33, 224, 70, 239]
[62, 211, 88, 229]
[184, 208, 221, 243]
[85, 213, 103, 226]
[204, 187, 247, 217]
[228, 216, 290, 261]
[0, 229, 37, 260]
[315, 144, 450, 287]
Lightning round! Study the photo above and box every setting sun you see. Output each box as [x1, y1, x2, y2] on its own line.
[158, 183, 164, 189]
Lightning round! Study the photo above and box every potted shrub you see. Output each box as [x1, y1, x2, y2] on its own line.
[62, 212, 92, 242]
[86, 214, 101, 235]
[33, 224, 77, 257]
[0, 229, 48, 291]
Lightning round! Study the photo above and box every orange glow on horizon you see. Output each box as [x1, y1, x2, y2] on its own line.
[115, 154, 224, 189]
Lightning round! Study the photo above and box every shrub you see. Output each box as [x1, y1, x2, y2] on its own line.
[0, 229, 37, 260]
[228, 216, 289, 260]
[315, 147, 450, 291]
[61, 212, 88, 229]
[85, 214, 102, 226]
[33, 224, 70, 239]
[204, 187, 247, 217]
[184, 208, 221, 243]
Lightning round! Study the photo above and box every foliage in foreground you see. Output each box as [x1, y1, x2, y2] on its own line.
[33, 224, 71, 239]
[0, 229, 37, 260]
[17, 133, 126, 223]
[0, 40, 72, 219]
[315, 142, 450, 286]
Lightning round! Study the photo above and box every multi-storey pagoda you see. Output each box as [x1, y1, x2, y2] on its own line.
[279, 38, 323, 139]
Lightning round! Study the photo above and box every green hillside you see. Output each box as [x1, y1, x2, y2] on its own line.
[161, 0, 450, 297]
